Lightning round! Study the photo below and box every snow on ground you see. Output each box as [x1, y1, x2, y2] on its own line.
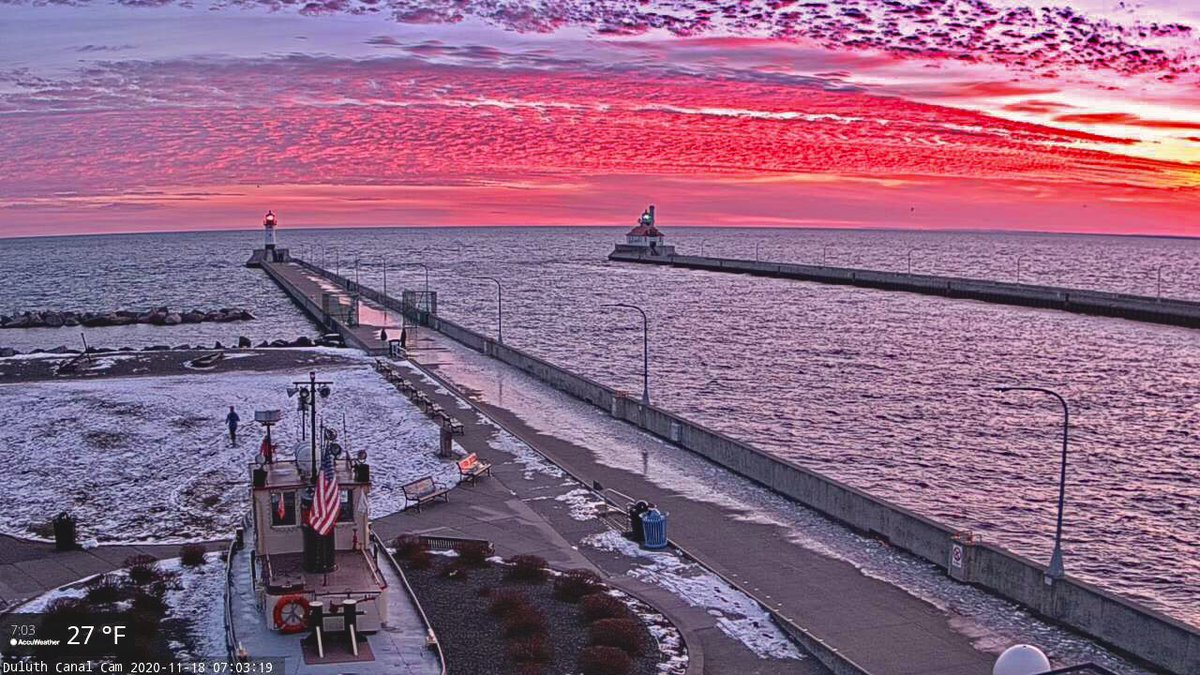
[603, 587, 688, 675]
[555, 488, 608, 521]
[13, 556, 228, 661]
[163, 557, 227, 661]
[422, 336, 1152, 674]
[0, 361, 460, 543]
[584, 530, 803, 661]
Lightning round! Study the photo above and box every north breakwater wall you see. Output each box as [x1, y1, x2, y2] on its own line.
[609, 251, 1200, 330]
[297, 259, 1198, 674]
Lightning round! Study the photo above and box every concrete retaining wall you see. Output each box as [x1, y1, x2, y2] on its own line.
[298, 260, 1199, 674]
[613, 252, 1200, 330]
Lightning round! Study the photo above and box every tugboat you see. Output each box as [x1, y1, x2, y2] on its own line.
[224, 371, 443, 674]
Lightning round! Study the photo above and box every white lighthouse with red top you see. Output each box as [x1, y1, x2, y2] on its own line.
[612, 205, 676, 257]
[246, 210, 291, 267]
[264, 210, 278, 251]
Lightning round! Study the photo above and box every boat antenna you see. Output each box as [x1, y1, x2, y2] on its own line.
[342, 413, 348, 458]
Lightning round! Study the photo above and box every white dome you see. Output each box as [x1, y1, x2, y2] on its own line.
[994, 645, 1051, 675]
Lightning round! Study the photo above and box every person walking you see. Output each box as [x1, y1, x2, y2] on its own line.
[379, 328, 388, 343]
[399, 327, 407, 349]
[226, 406, 240, 445]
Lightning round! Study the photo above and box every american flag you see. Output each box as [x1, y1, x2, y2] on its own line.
[308, 449, 340, 536]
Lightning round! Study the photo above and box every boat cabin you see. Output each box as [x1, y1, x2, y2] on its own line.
[249, 453, 388, 636]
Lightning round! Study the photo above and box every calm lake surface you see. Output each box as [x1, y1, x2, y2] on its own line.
[3, 226, 1197, 626]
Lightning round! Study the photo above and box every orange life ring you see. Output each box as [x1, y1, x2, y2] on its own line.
[273, 594, 310, 634]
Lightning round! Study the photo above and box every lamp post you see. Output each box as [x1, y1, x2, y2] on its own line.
[1156, 264, 1165, 300]
[907, 248, 916, 275]
[1016, 254, 1026, 284]
[755, 241, 762, 262]
[602, 303, 650, 406]
[822, 246, 829, 267]
[995, 386, 1070, 580]
[404, 262, 430, 296]
[700, 239, 707, 257]
[381, 258, 388, 322]
[472, 276, 503, 343]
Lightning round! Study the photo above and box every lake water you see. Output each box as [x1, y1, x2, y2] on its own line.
[2, 226, 1197, 627]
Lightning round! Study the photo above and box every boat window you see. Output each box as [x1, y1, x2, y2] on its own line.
[338, 489, 354, 522]
[271, 490, 297, 527]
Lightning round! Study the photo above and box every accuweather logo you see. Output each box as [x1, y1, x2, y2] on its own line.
[9, 636, 62, 645]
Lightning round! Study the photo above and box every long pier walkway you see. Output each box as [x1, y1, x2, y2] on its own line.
[372, 359, 826, 675]
[610, 250, 1200, 329]
[397, 332, 996, 675]
[259, 259, 397, 354]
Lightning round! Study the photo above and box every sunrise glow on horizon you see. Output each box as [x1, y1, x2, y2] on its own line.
[3, 0, 1200, 238]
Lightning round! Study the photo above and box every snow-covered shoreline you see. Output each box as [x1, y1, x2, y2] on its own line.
[0, 361, 459, 543]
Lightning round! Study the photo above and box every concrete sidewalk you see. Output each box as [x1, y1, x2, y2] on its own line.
[0, 536, 226, 610]
[403, 333, 996, 675]
[374, 361, 829, 675]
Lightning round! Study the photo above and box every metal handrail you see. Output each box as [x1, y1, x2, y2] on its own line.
[419, 534, 494, 554]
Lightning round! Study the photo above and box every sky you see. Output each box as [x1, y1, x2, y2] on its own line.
[2, 0, 1200, 237]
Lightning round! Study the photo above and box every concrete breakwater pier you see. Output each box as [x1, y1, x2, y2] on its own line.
[257, 256, 1198, 674]
[608, 250, 1200, 329]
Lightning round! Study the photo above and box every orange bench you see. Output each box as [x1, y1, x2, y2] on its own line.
[457, 454, 492, 485]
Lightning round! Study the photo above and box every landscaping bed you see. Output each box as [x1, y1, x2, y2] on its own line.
[393, 536, 685, 675]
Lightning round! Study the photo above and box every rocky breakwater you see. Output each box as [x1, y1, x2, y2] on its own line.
[0, 307, 256, 329]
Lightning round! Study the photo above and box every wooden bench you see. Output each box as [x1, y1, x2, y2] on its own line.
[443, 415, 464, 435]
[413, 392, 432, 411]
[457, 454, 492, 485]
[402, 476, 449, 511]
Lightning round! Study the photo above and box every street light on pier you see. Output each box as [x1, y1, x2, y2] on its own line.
[822, 246, 830, 267]
[994, 386, 1070, 581]
[471, 276, 503, 344]
[404, 262, 430, 296]
[1016, 254, 1027, 284]
[601, 303, 650, 406]
[700, 239, 707, 257]
[1156, 265, 1166, 300]
[906, 248, 917, 275]
[755, 241, 763, 262]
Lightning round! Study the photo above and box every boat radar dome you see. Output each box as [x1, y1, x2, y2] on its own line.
[993, 645, 1050, 675]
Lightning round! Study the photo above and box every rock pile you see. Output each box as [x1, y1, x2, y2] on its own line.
[0, 307, 256, 329]
[0, 335, 328, 358]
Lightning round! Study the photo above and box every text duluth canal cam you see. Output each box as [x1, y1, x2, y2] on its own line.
[1, 2, 1199, 675]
